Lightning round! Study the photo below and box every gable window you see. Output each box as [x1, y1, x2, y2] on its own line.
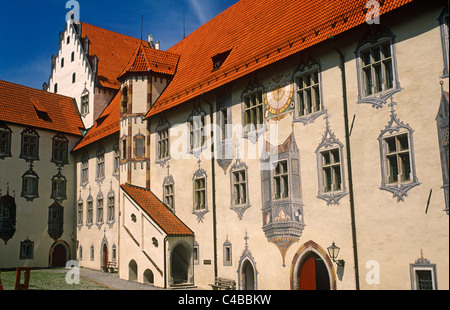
[274, 160, 289, 200]
[21, 170, 39, 201]
[51, 174, 67, 201]
[71, 51, 75, 62]
[72, 73, 76, 84]
[121, 86, 128, 114]
[320, 149, 342, 192]
[21, 128, 39, 161]
[54, 83, 58, 94]
[0, 124, 12, 159]
[295, 68, 321, 117]
[243, 90, 264, 133]
[52, 134, 68, 165]
[158, 128, 169, 160]
[164, 183, 174, 210]
[61, 58, 64, 68]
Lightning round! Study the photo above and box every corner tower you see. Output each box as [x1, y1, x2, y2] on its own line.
[117, 43, 179, 189]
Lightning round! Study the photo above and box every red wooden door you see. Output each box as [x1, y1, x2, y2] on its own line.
[103, 244, 108, 268]
[299, 256, 316, 290]
[51, 244, 66, 267]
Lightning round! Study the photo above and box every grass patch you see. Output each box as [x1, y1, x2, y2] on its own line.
[0, 268, 109, 290]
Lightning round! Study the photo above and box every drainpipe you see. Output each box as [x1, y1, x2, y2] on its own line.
[164, 235, 168, 289]
[330, 36, 360, 290]
[202, 94, 218, 280]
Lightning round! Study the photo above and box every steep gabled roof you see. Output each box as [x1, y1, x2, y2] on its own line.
[121, 183, 194, 237]
[0, 80, 84, 136]
[145, 0, 414, 118]
[72, 92, 120, 152]
[80, 22, 146, 89]
[118, 42, 180, 79]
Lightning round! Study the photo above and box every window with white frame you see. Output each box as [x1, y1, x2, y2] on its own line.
[232, 169, 247, 206]
[96, 154, 105, 180]
[81, 159, 89, 185]
[320, 149, 342, 193]
[22, 171, 39, 200]
[81, 93, 89, 116]
[189, 115, 206, 151]
[273, 160, 289, 200]
[295, 68, 321, 117]
[243, 90, 264, 133]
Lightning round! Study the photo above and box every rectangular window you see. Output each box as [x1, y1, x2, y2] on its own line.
[296, 69, 321, 117]
[384, 134, 411, 184]
[96, 155, 105, 180]
[87, 201, 93, 224]
[321, 149, 342, 192]
[52, 177, 66, 200]
[243, 90, 264, 132]
[22, 133, 38, 159]
[81, 94, 89, 115]
[81, 161, 89, 184]
[107, 196, 115, 222]
[274, 160, 289, 200]
[121, 139, 127, 160]
[135, 137, 144, 158]
[23, 175, 38, 197]
[190, 115, 205, 150]
[52, 137, 68, 164]
[194, 177, 206, 210]
[164, 184, 174, 210]
[97, 199, 103, 223]
[232, 170, 247, 205]
[77, 202, 83, 225]
[360, 40, 394, 97]
[20, 241, 34, 260]
[113, 148, 120, 174]
[220, 108, 230, 141]
[0, 128, 11, 157]
[158, 128, 169, 160]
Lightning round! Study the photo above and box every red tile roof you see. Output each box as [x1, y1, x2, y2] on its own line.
[72, 92, 120, 151]
[80, 22, 146, 89]
[145, 0, 414, 118]
[118, 42, 180, 79]
[0, 80, 84, 136]
[121, 183, 194, 236]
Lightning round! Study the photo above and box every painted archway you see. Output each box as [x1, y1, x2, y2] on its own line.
[290, 240, 337, 290]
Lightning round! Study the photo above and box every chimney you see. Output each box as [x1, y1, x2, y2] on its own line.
[155, 41, 160, 50]
[148, 34, 155, 48]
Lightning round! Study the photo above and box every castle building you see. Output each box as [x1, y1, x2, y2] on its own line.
[0, 0, 448, 290]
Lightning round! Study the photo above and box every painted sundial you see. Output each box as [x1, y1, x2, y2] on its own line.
[264, 74, 294, 119]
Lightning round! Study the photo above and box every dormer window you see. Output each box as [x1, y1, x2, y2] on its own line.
[212, 50, 231, 72]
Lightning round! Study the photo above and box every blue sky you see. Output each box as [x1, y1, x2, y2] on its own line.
[0, 0, 239, 90]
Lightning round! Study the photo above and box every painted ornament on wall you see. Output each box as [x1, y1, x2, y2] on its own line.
[264, 74, 294, 120]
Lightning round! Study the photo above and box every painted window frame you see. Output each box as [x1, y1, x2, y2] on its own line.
[355, 33, 402, 108]
[293, 64, 326, 124]
[223, 239, 232, 266]
[20, 239, 34, 260]
[192, 166, 208, 222]
[410, 256, 438, 290]
[156, 115, 171, 166]
[51, 134, 69, 166]
[229, 160, 250, 220]
[163, 176, 175, 212]
[51, 173, 67, 202]
[0, 123, 12, 159]
[80, 151, 89, 186]
[77, 198, 83, 226]
[20, 128, 39, 161]
[21, 170, 39, 201]
[241, 86, 266, 141]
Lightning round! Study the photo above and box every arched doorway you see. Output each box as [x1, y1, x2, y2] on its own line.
[51, 243, 67, 267]
[171, 244, 190, 284]
[102, 244, 108, 269]
[129, 260, 138, 281]
[298, 252, 330, 290]
[242, 259, 256, 290]
[144, 269, 154, 285]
